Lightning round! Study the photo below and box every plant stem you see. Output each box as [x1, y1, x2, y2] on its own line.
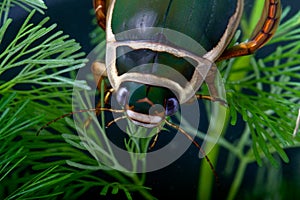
[226, 158, 248, 200]
[197, 104, 229, 199]
[197, 145, 220, 200]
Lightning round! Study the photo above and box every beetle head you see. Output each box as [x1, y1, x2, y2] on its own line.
[116, 82, 179, 128]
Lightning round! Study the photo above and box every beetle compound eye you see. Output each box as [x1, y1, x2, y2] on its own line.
[116, 87, 129, 106]
[165, 98, 179, 116]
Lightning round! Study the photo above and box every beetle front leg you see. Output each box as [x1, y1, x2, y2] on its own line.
[196, 65, 227, 105]
[218, 0, 281, 61]
[83, 62, 116, 128]
[91, 61, 113, 108]
[91, 61, 108, 90]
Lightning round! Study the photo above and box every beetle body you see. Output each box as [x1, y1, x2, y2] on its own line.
[93, 0, 281, 127]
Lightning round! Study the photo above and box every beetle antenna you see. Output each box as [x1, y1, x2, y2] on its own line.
[164, 120, 219, 185]
[37, 108, 124, 135]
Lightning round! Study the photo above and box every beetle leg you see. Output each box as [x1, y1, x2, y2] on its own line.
[83, 62, 114, 128]
[195, 94, 227, 106]
[205, 65, 219, 98]
[106, 115, 127, 128]
[93, 0, 107, 29]
[91, 61, 114, 104]
[201, 65, 227, 105]
[218, 0, 281, 61]
[90, 62, 113, 116]
[149, 133, 159, 150]
[187, 65, 227, 105]
[91, 61, 108, 90]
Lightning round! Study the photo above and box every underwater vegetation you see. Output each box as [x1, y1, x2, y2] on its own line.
[0, 0, 300, 199]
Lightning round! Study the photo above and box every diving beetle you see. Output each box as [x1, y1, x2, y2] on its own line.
[38, 0, 281, 141]
[37, 0, 282, 175]
[91, 0, 281, 128]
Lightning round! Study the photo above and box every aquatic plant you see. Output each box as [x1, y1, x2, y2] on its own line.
[1, 0, 299, 200]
